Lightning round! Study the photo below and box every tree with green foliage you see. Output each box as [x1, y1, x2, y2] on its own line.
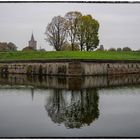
[7, 42, 17, 51]
[45, 16, 67, 51]
[77, 15, 99, 51]
[84, 15, 99, 51]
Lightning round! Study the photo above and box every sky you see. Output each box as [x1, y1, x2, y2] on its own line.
[0, 2, 140, 51]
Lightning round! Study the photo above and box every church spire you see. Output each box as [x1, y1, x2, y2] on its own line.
[28, 32, 37, 50]
[31, 33, 35, 41]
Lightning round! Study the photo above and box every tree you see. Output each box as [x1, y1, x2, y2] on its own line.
[77, 15, 99, 51]
[0, 42, 17, 51]
[84, 15, 99, 51]
[0, 42, 8, 51]
[45, 16, 67, 51]
[122, 47, 132, 51]
[45, 11, 100, 52]
[76, 16, 85, 51]
[7, 42, 17, 51]
[65, 11, 82, 50]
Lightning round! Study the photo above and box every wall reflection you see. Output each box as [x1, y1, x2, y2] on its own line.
[0, 74, 140, 89]
[0, 74, 140, 129]
[45, 89, 99, 128]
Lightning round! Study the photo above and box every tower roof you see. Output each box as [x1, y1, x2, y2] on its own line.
[31, 33, 35, 41]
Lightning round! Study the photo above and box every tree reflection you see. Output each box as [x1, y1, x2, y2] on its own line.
[45, 89, 99, 128]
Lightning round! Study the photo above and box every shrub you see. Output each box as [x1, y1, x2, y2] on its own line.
[117, 48, 122, 52]
[108, 48, 116, 52]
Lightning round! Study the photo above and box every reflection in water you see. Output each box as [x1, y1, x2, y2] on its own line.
[0, 74, 140, 137]
[31, 88, 34, 101]
[1, 74, 140, 129]
[45, 89, 99, 128]
[1, 74, 140, 130]
[1, 74, 140, 89]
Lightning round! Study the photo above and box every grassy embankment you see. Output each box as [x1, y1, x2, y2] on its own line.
[0, 51, 140, 61]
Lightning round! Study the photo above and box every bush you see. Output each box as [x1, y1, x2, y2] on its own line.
[108, 48, 116, 52]
[117, 48, 122, 52]
[22, 46, 36, 51]
[61, 42, 79, 51]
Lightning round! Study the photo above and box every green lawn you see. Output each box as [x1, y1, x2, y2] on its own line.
[0, 51, 140, 61]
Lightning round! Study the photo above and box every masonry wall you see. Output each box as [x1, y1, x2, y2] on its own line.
[82, 62, 140, 75]
[0, 62, 69, 75]
[0, 59, 140, 76]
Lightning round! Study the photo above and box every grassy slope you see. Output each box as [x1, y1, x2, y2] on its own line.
[0, 51, 140, 61]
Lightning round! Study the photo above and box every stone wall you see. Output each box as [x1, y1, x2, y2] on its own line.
[81, 63, 107, 75]
[0, 59, 140, 76]
[107, 63, 140, 74]
[0, 62, 69, 75]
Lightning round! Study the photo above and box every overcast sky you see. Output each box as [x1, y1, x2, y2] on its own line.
[0, 2, 140, 51]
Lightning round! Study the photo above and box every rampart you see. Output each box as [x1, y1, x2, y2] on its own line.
[0, 59, 140, 76]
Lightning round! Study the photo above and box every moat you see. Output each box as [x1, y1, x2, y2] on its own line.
[0, 74, 140, 137]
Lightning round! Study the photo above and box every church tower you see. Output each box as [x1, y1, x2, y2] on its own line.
[28, 33, 37, 50]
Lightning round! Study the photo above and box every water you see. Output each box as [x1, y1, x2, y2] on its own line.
[0, 74, 140, 137]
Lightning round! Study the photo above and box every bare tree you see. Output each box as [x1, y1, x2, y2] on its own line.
[45, 16, 67, 51]
[65, 11, 82, 50]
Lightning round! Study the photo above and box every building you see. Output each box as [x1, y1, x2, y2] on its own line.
[28, 33, 37, 50]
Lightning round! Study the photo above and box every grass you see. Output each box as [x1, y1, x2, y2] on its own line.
[0, 51, 140, 61]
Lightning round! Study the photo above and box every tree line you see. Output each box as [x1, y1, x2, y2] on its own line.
[0, 42, 17, 51]
[45, 11, 100, 51]
[97, 45, 133, 52]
